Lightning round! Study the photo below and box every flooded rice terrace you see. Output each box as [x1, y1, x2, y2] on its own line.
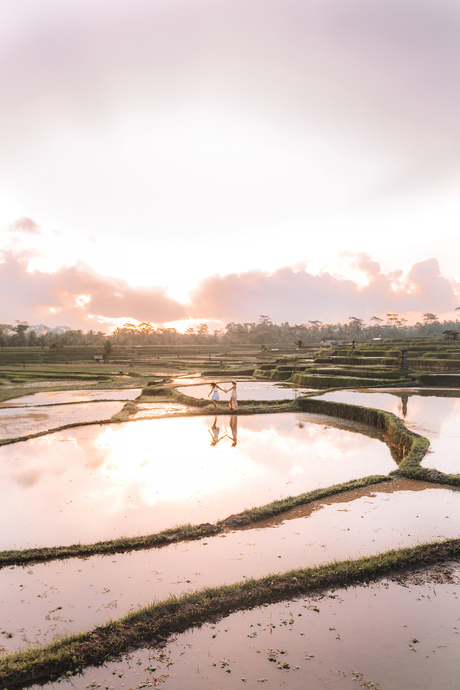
[176, 380, 313, 400]
[1, 383, 460, 687]
[2, 478, 460, 653]
[0, 412, 395, 550]
[321, 388, 460, 474]
[32, 561, 460, 690]
[0, 389, 142, 440]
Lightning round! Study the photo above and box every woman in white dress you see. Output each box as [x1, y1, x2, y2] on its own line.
[208, 382, 225, 410]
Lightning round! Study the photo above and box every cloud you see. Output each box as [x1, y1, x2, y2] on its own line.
[0, 250, 187, 329]
[189, 257, 460, 324]
[6, 217, 41, 235]
[1, 248, 459, 331]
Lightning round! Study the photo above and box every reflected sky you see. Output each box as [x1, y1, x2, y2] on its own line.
[176, 381, 314, 401]
[2, 478, 459, 653]
[0, 389, 141, 406]
[0, 401, 124, 438]
[0, 389, 142, 439]
[0, 413, 396, 550]
[0, 402, 125, 440]
[132, 402, 192, 418]
[41, 566, 460, 690]
[320, 389, 460, 475]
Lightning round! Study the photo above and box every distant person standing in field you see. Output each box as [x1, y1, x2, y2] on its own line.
[226, 381, 238, 410]
[208, 382, 225, 410]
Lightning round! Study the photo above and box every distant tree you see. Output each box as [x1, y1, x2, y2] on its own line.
[185, 327, 196, 342]
[347, 316, 365, 338]
[370, 316, 383, 336]
[422, 312, 440, 336]
[12, 321, 29, 346]
[27, 330, 38, 346]
[102, 338, 114, 362]
[197, 323, 210, 342]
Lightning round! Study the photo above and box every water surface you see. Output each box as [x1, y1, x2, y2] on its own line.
[319, 389, 460, 474]
[0, 413, 396, 550]
[177, 381, 315, 401]
[3, 479, 460, 651]
[0, 402, 124, 440]
[0, 389, 141, 406]
[29, 563, 460, 690]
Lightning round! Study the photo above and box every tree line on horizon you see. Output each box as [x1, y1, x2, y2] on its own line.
[1, 312, 459, 348]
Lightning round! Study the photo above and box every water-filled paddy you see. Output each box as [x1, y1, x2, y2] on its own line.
[0, 388, 141, 406]
[177, 381, 314, 401]
[30, 562, 460, 690]
[320, 389, 460, 474]
[0, 389, 143, 439]
[0, 401, 125, 440]
[133, 401, 194, 418]
[2, 381, 460, 687]
[0, 413, 396, 550]
[3, 478, 460, 652]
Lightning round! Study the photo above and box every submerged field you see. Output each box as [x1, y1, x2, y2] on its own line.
[1, 342, 460, 688]
[31, 562, 460, 690]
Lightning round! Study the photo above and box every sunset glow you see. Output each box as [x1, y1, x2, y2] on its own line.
[1, 0, 459, 330]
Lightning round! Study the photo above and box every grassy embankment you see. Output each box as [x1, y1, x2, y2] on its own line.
[0, 343, 286, 383]
[253, 336, 460, 388]
[1, 538, 460, 689]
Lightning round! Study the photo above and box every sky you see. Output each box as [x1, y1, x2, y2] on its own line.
[1, 0, 460, 333]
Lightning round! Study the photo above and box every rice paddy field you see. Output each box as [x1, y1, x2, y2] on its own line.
[1, 341, 460, 689]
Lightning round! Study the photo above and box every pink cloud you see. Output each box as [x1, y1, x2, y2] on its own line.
[7, 217, 41, 235]
[0, 250, 187, 329]
[2, 248, 459, 330]
[189, 258, 460, 324]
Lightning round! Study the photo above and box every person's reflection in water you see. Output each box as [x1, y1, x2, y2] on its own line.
[227, 415, 238, 446]
[400, 393, 409, 418]
[209, 417, 225, 446]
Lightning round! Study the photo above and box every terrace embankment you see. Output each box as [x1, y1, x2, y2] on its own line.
[2, 539, 460, 689]
[293, 396, 428, 470]
[252, 337, 460, 389]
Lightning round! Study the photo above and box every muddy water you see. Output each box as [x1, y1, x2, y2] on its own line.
[133, 402, 194, 418]
[0, 413, 396, 550]
[29, 563, 460, 690]
[177, 381, 315, 400]
[0, 389, 143, 439]
[3, 479, 460, 652]
[0, 401, 125, 440]
[320, 389, 460, 474]
[0, 389, 141, 406]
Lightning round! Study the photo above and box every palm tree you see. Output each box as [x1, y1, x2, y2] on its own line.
[102, 339, 114, 362]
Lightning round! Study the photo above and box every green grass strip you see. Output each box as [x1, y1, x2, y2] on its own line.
[2, 538, 460, 688]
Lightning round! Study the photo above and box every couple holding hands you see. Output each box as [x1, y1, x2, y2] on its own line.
[208, 381, 238, 411]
